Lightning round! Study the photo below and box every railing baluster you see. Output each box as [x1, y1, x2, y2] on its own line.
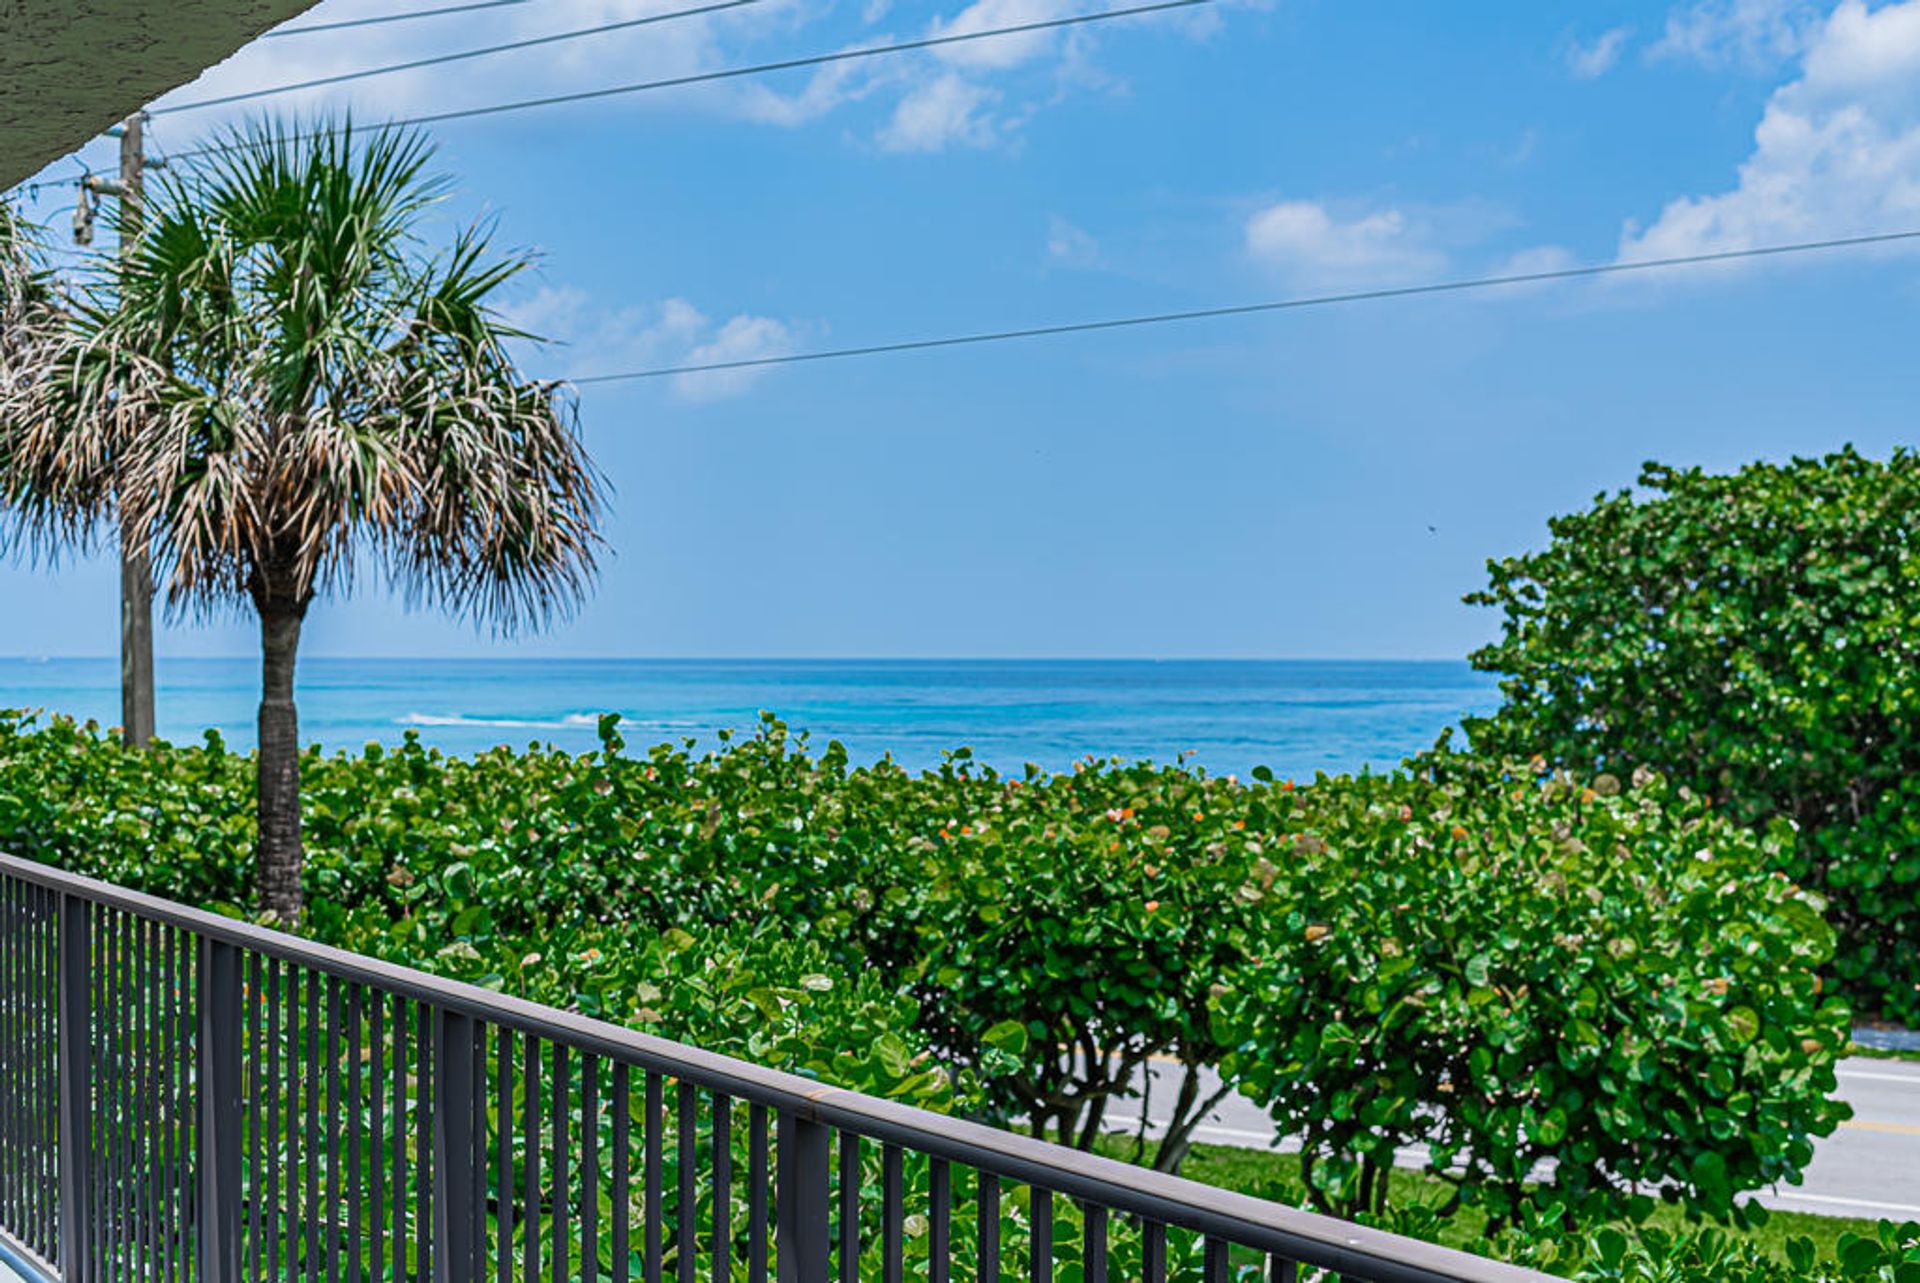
[246, 952, 262, 1283]
[348, 986, 363, 1283]
[613, 1063, 632, 1283]
[713, 1094, 731, 1283]
[56, 891, 89, 1283]
[432, 1008, 481, 1283]
[1142, 1220, 1167, 1283]
[976, 1173, 999, 1283]
[308, 970, 324, 1283]
[266, 960, 283, 1283]
[552, 1042, 570, 1283]
[327, 978, 343, 1283]
[11, 878, 25, 1260]
[371, 993, 387, 1283]
[1030, 1187, 1052, 1283]
[141, 920, 157, 1283]
[198, 937, 243, 1283]
[583, 1054, 601, 1283]
[15, 882, 28, 1256]
[1203, 1235, 1229, 1283]
[1082, 1204, 1106, 1283]
[748, 1103, 769, 1283]
[170, 926, 185, 1283]
[104, 905, 113, 1281]
[112, 908, 129, 1280]
[90, 905, 105, 1283]
[471, 1026, 486, 1283]
[774, 1112, 828, 1283]
[927, 1158, 949, 1283]
[5, 877, 15, 1242]
[111, 908, 128, 1280]
[415, 1002, 433, 1283]
[394, 995, 410, 1283]
[522, 1034, 540, 1283]
[20, 883, 29, 1259]
[14, 879, 25, 1246]
[880, 1144, 902, 1283]
[1269, 1253, 1299, 1282]
[835, 1131, 857, 1283]
[12, 881, 23, 1254]
[644, 1072, 662, 1283]
[13, 881, 25, 1254]
[498, 1026, 517, 1283]
[677, 1082, 696, 1283]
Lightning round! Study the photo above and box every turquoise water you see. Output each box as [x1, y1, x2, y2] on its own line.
[0, 658, 1497, 778]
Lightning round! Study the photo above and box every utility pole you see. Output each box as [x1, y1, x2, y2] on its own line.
[75, 113, 157, 748]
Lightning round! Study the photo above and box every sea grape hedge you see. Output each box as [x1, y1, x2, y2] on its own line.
[1376, 1208, 1920, 1283]
[0, 707, 1850, 1230]
[1213, 752, 1849, 1222]
[1467, 447, 1920, 1025]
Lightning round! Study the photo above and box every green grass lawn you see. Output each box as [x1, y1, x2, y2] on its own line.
[1104, 1136, 1880, 1271]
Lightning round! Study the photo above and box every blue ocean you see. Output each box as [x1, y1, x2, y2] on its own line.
[0, 658, 1498, 778]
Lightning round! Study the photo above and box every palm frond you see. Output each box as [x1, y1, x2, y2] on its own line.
[55, 116, 605, 628]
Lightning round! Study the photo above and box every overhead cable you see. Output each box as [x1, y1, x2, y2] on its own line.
[568, 229, 1920, 383]
[159, 0, 765, 115]
[266, 0, 542, 38]
[167, 0, 1212, 154]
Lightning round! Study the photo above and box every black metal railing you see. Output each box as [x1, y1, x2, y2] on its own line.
[0, 854, 1551, 1283]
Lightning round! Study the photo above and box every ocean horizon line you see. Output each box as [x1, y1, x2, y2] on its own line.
[0, 656, 1495, 774]
[3, 653, 1479, 665]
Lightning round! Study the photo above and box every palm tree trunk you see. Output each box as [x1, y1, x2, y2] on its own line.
[256, 599, 307, 921]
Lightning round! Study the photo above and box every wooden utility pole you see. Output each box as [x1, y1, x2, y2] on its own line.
[116, 113, 155, 748]
[78, 115, 157, 745]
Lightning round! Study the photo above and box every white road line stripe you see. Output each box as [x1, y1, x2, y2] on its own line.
[1835, 1067, 1920, 1084]
[1762, 1189, 1920, 1218]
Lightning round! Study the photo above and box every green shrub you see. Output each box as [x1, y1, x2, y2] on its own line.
[1569, 1220, 1920, 1283]
[1466, 448, 1920, 1023]
[862, 751, 1271, 1170]
[1370, 1207, 1920, 1282]
[0, 708, 1852, 1228]
[0, 710, 255, 900]
[1211, 751, 1851, 1224]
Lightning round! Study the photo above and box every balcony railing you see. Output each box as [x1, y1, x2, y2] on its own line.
[0, 853, 1551, 1283]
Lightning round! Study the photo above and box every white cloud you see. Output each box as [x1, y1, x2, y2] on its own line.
[1243, 200, 1448, 286]
[674, 314, 797, 401]
[1475, 244, 1581, 297]
[876, 73, 1001, 151]
[148, 0, 819, 130]
[501, 286, 800, 403]
[1650, 0, 1820, 70]
[1498, 244, 1580, 276]
[930, 0, 1076, 72]
[1046, 215, 1102, 267]
[1622, 0, 1920, 263]
[1567, 26, 1633, 78]
[135, 0, 1228, 162]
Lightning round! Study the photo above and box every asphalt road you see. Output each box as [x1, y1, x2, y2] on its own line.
[1112, 1057, 1920, 1223]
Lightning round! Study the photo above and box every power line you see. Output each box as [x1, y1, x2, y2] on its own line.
[569, 228, 1920, 384]
[266, 0, 540, 38]
[159, 0, 764, 115]
[168, 0, 1211, 156]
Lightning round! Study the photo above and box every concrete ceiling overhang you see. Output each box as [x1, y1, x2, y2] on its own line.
[1, 0, 321, 188]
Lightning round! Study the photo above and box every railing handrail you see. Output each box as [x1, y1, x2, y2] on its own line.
[0, 853, 1552, 1283]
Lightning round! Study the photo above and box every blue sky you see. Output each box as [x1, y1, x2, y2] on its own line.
[6, 0, 1920, 660]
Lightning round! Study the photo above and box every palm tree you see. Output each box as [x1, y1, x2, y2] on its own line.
[0, 200, 53, 360]
[0, 121, 605, 921]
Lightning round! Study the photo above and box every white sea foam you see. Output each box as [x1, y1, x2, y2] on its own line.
[397, 712, 603, 731]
